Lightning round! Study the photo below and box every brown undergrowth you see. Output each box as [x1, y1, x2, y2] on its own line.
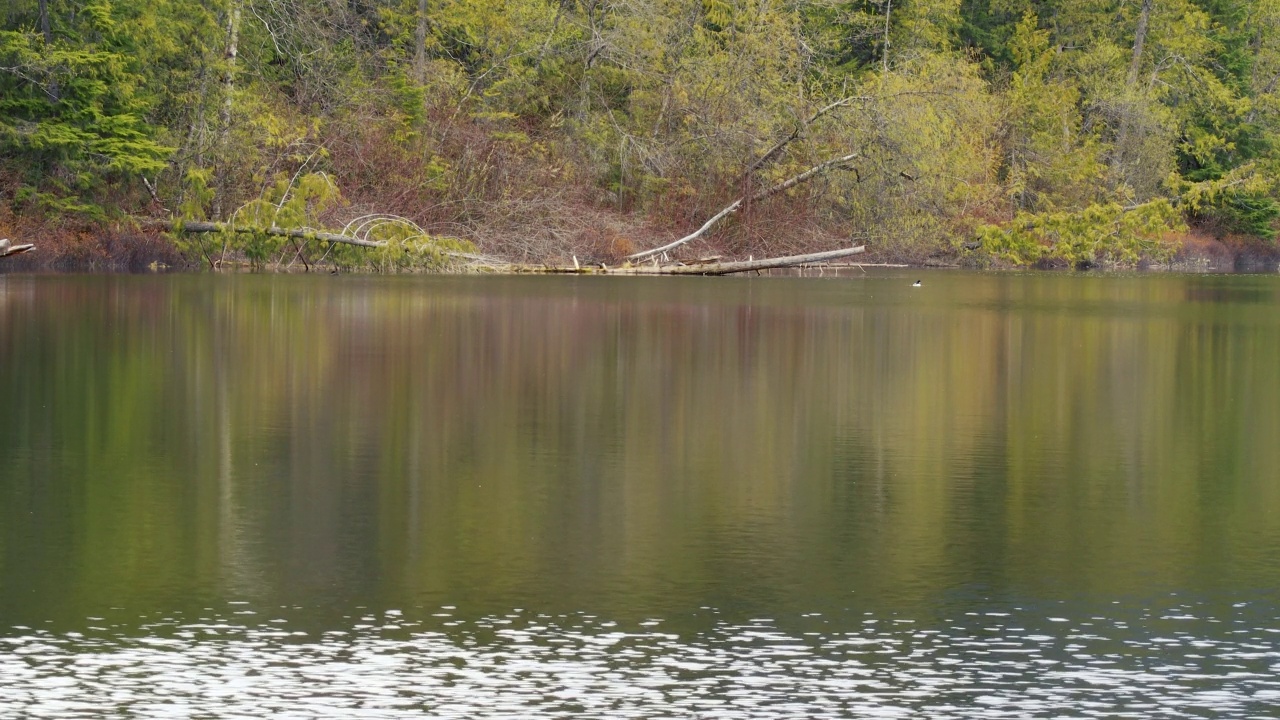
[316, 116, 862, 268]
[1165, 229, 1280, 271]
[0, 209, 184, 272]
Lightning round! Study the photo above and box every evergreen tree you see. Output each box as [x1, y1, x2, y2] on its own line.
[0, 0, 172, 213]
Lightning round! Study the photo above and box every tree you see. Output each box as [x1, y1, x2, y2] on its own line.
[0, 0, 173, 213]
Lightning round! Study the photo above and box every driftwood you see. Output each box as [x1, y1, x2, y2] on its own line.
[628, 152, 860, 261]
[0, 239, 34, 258]
[527, 245, 865, 276]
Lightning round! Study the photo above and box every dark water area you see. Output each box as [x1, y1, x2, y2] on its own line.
[2, 272, 1279, 717]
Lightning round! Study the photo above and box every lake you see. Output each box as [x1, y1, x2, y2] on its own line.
[2, 271, 1279, 717]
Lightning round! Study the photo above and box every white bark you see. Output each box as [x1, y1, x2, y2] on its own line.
[635, 245, 866, 275]
[0, 239, 35, 258]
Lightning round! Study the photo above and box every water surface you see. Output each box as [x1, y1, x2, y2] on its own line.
[2, 272, 1279, 717]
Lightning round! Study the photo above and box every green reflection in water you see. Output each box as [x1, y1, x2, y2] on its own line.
[1, 273, 1278, 627]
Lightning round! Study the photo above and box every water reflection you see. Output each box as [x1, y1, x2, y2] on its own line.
[2, 272, 1280, 713]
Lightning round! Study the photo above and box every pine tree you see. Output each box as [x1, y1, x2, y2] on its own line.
[0, 0, 173, 213]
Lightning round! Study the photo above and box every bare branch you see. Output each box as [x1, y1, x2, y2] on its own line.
[628, 152, 860, 261]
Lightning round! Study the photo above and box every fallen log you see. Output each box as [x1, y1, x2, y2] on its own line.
[524, 246, 865, 276]
[176, 220, 382, 248]
[0, 238, 35, 258]
[827, 262, 908, 268]
[148, 219, 499, 264]
[148, 218, 865, 275]
[627, 245, 865, 275]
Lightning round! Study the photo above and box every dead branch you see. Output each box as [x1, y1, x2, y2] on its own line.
[742, 96, 871, 180]
[627, 152, 861, 261]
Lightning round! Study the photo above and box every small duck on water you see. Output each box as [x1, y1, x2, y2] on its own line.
[912, 280, 922, 287]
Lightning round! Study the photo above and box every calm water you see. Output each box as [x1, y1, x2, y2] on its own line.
[2, 272, 1279, 717]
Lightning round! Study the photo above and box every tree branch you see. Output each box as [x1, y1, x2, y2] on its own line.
[740, 95, 871, 180]
[628, 152, 860, 261]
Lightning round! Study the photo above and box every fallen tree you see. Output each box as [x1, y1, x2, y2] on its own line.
[176, 220, 381, 247]
[0, 238, 35, 258]
[152, 219, 500, 266]
[150, 221, 865, 275]
[530, 245, 865, 275]
[624, 92, 881, 263]
[628, 152, 861, 261]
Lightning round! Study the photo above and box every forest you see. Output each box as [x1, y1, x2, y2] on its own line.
[3, 0, 1280, 269]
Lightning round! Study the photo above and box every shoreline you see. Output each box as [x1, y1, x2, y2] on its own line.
[2, 221, 1277, 275]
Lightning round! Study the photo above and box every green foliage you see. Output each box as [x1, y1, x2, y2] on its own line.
[178, 168, 216, 222]
[1177, 163, 1279, 239]
[364, 220, 477, 272]
[977, 200, 1184, 266]
[13, 185, 105, 219]
[228, 172, 342, 265]
[1001, 12, 1107, 212]
[840, 54, 1002, 256]
[800, 1, 888, 73]
[6, 0, 1280, 266]
[0, 0, 172, 212]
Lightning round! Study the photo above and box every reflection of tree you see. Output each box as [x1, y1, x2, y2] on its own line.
[1, 276, 1279, 623]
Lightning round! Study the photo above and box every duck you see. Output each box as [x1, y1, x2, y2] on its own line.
[912, 280, 922, 287]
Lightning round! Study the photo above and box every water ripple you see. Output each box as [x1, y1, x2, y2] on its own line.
[2, 605, 1279, 718]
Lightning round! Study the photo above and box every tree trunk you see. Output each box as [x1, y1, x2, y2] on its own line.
[214, 1, 241, 221]
[0, 239, 35, 258]
[415, 0, 428, 83]
[533, 246, 867, 275]
[37, 0, 59, 101]
[1115, 0, 1155, 180]
[632, 246, 866, 275]
[220, 3, 240, 145]
[739, 95, 869, 182]
[882, 0, 892, 72]
[38, 0, 52, 44]
[1127, 0, 1154, 87]
[153, 219, 491, 265]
